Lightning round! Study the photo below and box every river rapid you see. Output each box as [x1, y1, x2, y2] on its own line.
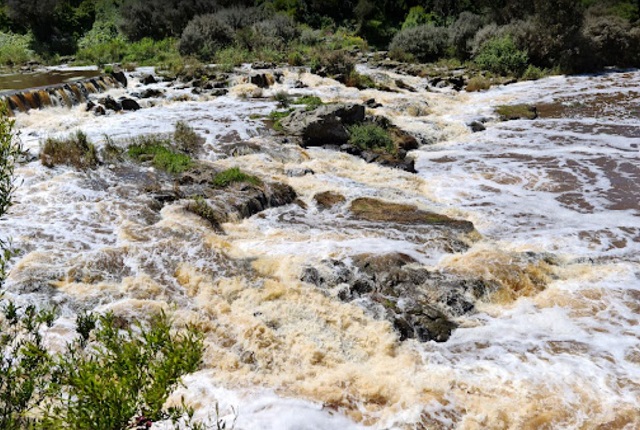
[2, 65, 639, 429]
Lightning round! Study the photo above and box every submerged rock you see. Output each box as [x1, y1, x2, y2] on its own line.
[120, 98, 141, 111]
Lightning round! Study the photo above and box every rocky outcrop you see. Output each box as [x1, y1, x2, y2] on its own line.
[301, 252, 496, 342]
[279, 103, 365, 147]
[349, 197, 474, 232]
[179, 166, 297, 232]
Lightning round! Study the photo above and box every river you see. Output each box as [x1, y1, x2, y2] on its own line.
[1, 66, 638, 429]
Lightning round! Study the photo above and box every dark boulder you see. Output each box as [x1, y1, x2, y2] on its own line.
[99, 96, 121, 112]
[120, 98, 141, 111]
[279, 103, 365, 147]
[141, 74, 157, 85]
[111, 71, 128, 87]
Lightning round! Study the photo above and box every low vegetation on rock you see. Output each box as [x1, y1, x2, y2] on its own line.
[211, 167, 262, 188]
[127, 135, 193, 174]
[40, 131, 98, 170]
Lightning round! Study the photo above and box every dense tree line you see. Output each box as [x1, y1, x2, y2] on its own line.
[0, 0, 639, 72]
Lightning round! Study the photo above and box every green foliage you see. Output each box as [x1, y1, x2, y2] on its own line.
[40, 131, 98, 170]
[389, 24, 450, 63]
[127, 136, 193, 174]
[294, 95, 323, 110]
[42, 311, 204, 429]
[401, 6, 437, 30]
[495, 104, 538, 120]
[348, 123, 394, 153]
[0, 303, 55, 429]
[310, 48, 355, 77]
[345, 70, 376, 89]
[76, 37, 181, 67]
[179, 15, 235, 62]
[474, 35, 529, 76]
[211, 167, 261, 188]
[0, 32, 36, 66]
[521, 64, 545, 80]
[0, 103, 21, 227]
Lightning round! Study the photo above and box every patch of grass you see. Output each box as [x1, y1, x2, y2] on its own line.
[294, 96, 323, 111]
[348, 123, 394, 153]
[495, 104, 538, 120]
[522, 65, 545, 81]
[76, 37, 181, 68]
[465, 76, 491, 92]
[127, 136, 192, 174]
[211, 167, 261, 188]
[345, 71, 376, 89]
[40, 131, 98, 170]
[268, 109, 293, 121]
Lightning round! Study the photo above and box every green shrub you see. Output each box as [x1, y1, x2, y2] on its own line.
[127, 136, 192, 174]
[252, 13, 299, 47]
[474, 35, 529, 77]
[449, 12, 484, 59]
[310, 48, 355, 77]
[179, 15, 235, 62]
[272, 91, 291, 108]
[213, 6, 267, 30]
[582, 14, 634, 67]
[211, 167, 261, 188]
[42, 311, 203, 429]
[0, 32, 36, 66]
[348, 123, 394, 153]
[294, 95, 323, 110]
[465, 76, 491, 92]
[521, 64, 545, 80]
[345, 71, 376, 89]
[174, 121, 205, 154]
[401, 6, 436, 30]
[40, 131, 98, 170]
[389, 24, 450, 63]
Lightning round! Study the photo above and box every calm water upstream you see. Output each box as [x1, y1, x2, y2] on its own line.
[1, 66, 638, 429]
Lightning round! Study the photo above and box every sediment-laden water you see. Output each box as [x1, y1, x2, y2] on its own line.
[1, 66, 638, 429]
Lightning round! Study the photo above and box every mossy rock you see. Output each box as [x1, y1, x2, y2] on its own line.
[313, 191, 346, 209]
[495, 104, 538, 120]
[349, 197, 474, 231]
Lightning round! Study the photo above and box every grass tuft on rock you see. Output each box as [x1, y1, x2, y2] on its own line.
[294, 95, 323, 111]
[127, 135, 192, 174]
[348, 123, 394, 153]
[495, 104, 538, 120]
[40, 131, 98, 170]
[173, 121, 205, 154]
[212, 167, 261, 188]
[185, 196, 223, 231]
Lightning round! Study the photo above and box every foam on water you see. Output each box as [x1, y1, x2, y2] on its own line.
[2, 67, 639, 429]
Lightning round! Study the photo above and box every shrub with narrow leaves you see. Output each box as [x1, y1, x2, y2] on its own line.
[389, 24, 450, 63]
[179, 14, 235, 61]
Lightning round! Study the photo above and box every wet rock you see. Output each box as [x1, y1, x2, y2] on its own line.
[140, 88, 164, 98]
[314, 191, 346, 209]
[279, 103, 365, 147]
[141, 74, 157, 85]
[285, 167, 315, 177]
[395, 79, 417, 92]
[210, 88, 228, 96]
[99, 96, 121, 112]
[365, 98, 382, 108]
[183, 173, 297, 232]
[85, 100, 95, 111]
[250, 73, 273, 88]
[468, 120, 486, 132]
[93, 105, 106, 116]
[111, 70, 128, 87]
[349, 197, 475, 232]
[301, 252, 497, 342]
[120, 98, 141, 111]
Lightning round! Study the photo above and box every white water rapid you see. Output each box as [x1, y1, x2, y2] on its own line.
[2, 66, 638, 429]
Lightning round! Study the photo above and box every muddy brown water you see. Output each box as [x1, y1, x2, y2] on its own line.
[0, 69, 101, 93]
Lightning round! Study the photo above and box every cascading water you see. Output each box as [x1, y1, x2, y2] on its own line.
[1, 65, 638, 429]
